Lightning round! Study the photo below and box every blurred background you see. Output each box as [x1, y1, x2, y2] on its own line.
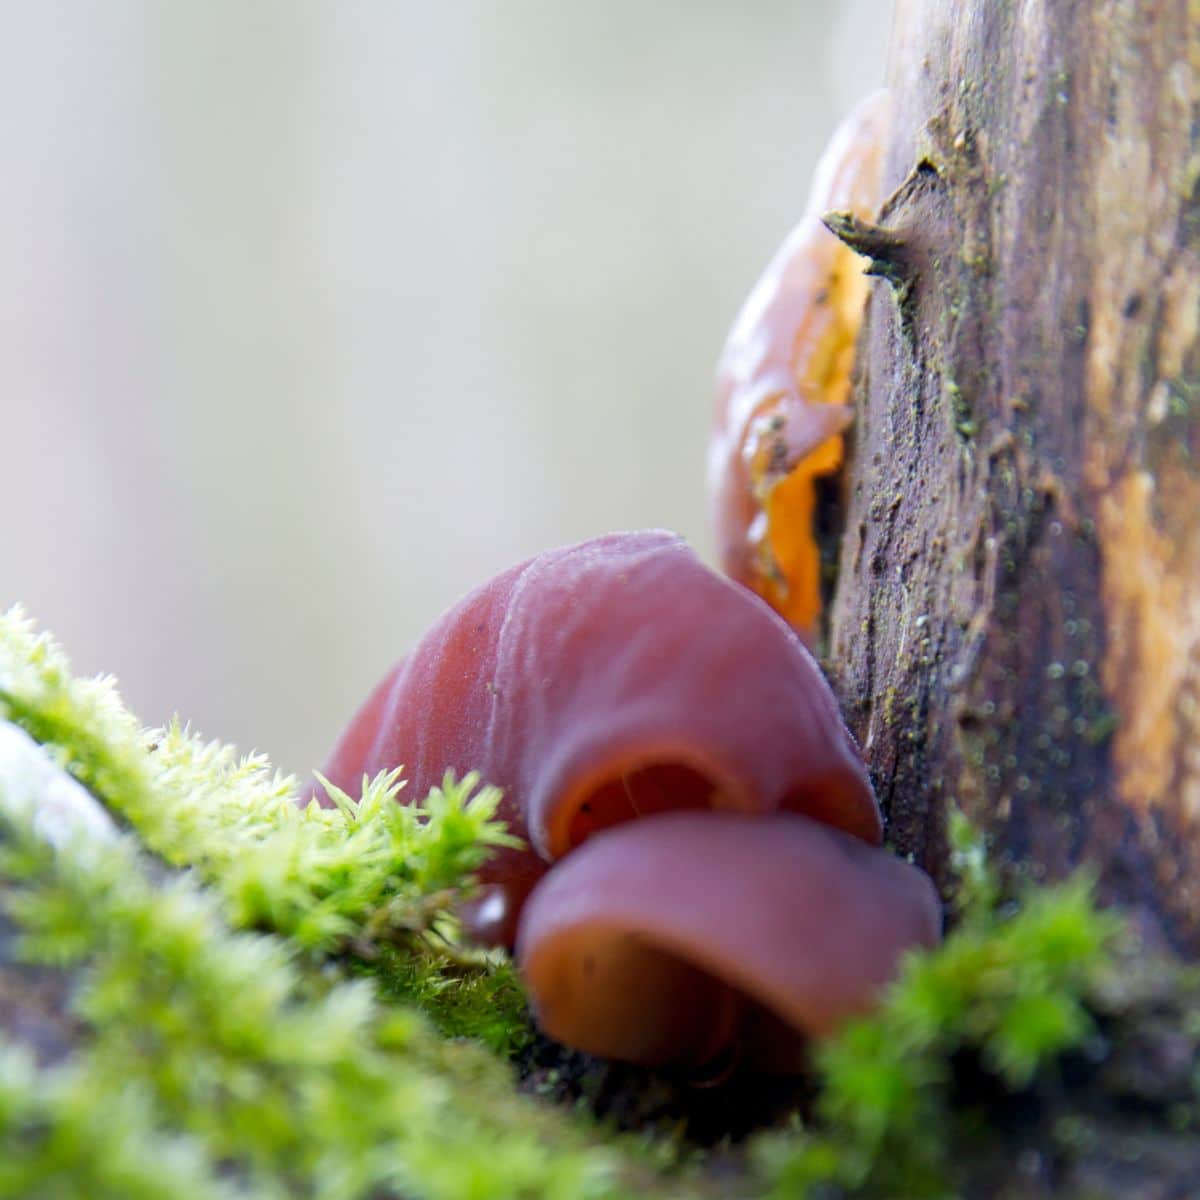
[2, 1, 891, 779]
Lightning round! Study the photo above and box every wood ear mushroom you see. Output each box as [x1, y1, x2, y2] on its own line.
[307, 530, 940, 1071]
[709, 90, 891, 643]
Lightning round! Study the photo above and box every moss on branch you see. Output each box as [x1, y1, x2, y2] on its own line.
[0, 607, 1195, 1198]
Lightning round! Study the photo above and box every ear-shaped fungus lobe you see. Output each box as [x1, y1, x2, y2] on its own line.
[517, 811, 942, 1069]
[491, 531, 879, 858]
[709, 90, 891, 640]
[309, 529, 938, 1067]
[313, 529, 878, 895]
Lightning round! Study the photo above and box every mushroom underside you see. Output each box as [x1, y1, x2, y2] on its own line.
[515, 809, 941, 1071]
[535, 738, 881, 864]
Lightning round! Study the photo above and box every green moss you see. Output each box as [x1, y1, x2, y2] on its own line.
[0, 783, 653, 1198]
[0, 608, 664, 1198]
[751, 810, 1123, 1198]
[0, 607, 531, 1038]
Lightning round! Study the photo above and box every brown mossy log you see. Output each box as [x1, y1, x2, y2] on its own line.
[827, 0, 1200, 953]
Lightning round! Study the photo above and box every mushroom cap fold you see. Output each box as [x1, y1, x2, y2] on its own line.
[516, 809, 942, 1069]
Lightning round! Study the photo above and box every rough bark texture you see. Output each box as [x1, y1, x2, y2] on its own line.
[829, 0, 1200, 954]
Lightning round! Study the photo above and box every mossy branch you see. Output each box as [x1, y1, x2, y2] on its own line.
[0, 608, 666, 1199]
[1, 606, 1196, 1198]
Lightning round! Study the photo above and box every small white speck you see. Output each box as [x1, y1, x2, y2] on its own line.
[1147, 381, 1170, 425]
[472, 887, 508, 932]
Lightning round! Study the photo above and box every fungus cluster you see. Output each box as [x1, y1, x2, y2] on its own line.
[310, 530, 940, 1071]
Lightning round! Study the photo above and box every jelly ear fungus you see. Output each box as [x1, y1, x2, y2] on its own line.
[308, 530, 940, 1071]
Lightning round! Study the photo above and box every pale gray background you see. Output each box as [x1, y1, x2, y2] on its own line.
[2, 2, 891, 778]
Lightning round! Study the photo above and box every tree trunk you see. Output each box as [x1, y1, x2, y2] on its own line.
[828, 0, 1200, 953]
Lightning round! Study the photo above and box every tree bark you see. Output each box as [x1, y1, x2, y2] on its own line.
[828, 0, 1200, 953]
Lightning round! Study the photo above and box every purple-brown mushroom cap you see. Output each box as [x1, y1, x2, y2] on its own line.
[311, 531, 880, 937]
[307, 530, 941, 1067]
[517, 810, 942, 1069]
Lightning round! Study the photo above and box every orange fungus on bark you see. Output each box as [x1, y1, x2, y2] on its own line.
[709, 90, 890, 642]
